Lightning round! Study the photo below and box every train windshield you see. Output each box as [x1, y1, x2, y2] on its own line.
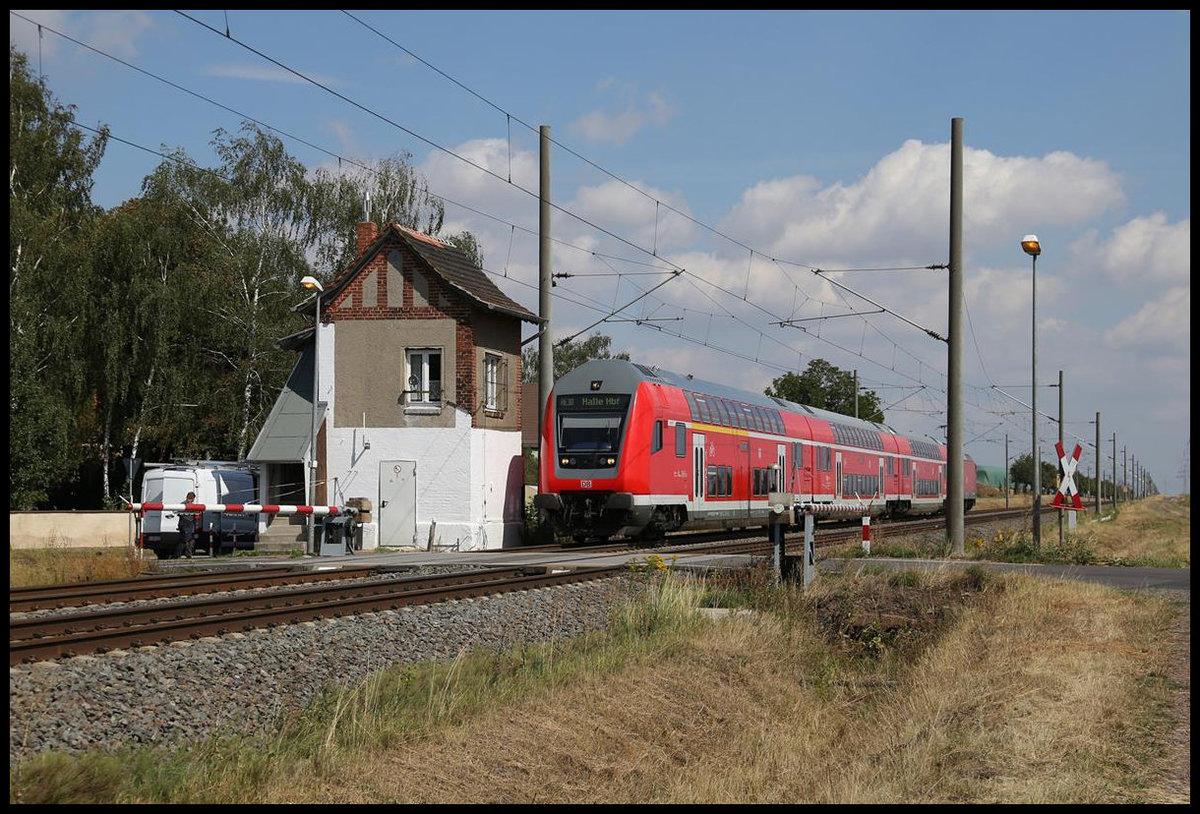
[556, 393, 630, 452]
[559, 414, 625, 452]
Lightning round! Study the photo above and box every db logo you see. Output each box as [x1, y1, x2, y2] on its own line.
[580, 480, 593, 489]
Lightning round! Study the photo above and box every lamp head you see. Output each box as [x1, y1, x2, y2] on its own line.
[300, 275, 324, 292]
[1021, 235, 1041, 257]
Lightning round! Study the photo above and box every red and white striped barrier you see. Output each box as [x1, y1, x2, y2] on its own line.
[862, 515, 871, 554]
[797, 502, 871, 516]
[125, 503, 347, 516]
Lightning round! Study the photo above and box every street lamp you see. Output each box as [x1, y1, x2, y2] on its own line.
[1021, 234, 1041, 549]
[300, 274, 324, 555]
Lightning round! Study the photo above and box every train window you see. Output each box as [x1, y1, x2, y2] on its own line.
[792, 442, 802, 468]
[718, 465, 731, 497]
[903, 459, 911, 477]
[712, 399, 727, 426]
[886, 456, 894, 475]
[675, 423, 686, 457]
[744, 406, 758, 431]
[684, 391, 700, 421]
[817, 446, 831, 471]
[651, 420, 663, 454]
[707, 466, 718, 497]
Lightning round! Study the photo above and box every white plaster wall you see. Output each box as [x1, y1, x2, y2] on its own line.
[471, 427, 525, 548]
[319, 322, 523, 551]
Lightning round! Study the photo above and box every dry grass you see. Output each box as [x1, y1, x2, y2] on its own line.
[244, 571, 1180, 804]
[1071, 495, 1190, 567]
[9, 537, 153, 588]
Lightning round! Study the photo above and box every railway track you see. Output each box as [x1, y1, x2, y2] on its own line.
[533, 506, 1034, 555]
[9, 565, 382, 612]
[10, 564, 626, 666]
[8, 506, 1036, 666]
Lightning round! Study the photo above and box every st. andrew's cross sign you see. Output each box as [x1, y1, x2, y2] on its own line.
[1051, 441, 1085, 511]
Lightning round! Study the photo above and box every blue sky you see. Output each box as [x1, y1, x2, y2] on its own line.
[11, 10, 1191, 493]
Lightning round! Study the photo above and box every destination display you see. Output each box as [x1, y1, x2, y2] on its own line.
[556, 393, 631, 412]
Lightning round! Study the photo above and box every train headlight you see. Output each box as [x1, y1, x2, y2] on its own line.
[605, 456, 617, 466]
[560, 457, 570, 466]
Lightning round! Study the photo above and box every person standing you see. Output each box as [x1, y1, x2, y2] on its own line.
[177, 491, 200, 559]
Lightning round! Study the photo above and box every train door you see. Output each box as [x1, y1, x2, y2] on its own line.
[691, 432, 708, 515]
[776, 444, 787, 495]
[879, 459, 886, 510]
[835, 451, 843, 500]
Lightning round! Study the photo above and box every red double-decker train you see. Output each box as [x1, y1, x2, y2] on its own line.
[534, 359, 976, 542]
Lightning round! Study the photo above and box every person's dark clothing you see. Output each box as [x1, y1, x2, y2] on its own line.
[178, 507, 200, 558]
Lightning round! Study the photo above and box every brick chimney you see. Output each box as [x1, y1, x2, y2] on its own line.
[356, 221, 379, 257]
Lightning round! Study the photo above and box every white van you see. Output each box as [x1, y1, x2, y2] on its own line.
[140, 466, 258, 559]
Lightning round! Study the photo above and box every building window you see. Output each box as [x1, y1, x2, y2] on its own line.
[484, 353, 500, 410]
[407, 348, 442, 405]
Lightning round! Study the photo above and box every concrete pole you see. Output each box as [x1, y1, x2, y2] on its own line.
[1004, 434, 1009, 509]
[854, 369, 859, 419]
[1031, 251, 1041, 549]
[1122, 446, 1127, 502]
[1058, 369, 1064, 545]
[947, 117, 965, 555]
[308, 294, 320, 555]
[1111, 433, 1117, 508]
[1099, 410, 1104, 518]
[537, 125, 554, 445]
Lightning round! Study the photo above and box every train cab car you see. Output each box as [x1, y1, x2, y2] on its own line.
[534, 359, 976, 543]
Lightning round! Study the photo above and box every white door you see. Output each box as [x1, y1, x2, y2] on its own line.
[776, 444, 787, 494]
[835, 452, 843, 500]
[380, 460, 417, 548]
[691, 433, 708, 515]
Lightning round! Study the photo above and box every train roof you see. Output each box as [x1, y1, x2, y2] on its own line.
[557, 359, 907, 437]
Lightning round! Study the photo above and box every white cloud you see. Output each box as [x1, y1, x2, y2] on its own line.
[1105, 286, 1190, 356]
[201, 63, 342, 86]
[566, 179, 695, 252]
[569, 88, 677, 146]
[720, 140, 1125, 266]
[1069, 213, 1190, 287]
[11, 10, 153, 60]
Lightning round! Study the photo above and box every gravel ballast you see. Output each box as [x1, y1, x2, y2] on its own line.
[10, 575, 644, 765]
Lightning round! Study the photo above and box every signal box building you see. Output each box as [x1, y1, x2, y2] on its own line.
[248, 222, 539, 551]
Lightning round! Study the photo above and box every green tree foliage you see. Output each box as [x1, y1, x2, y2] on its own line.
[1008, 452, 1060, 494]
[309, 152, 449, 273]
[521, 333, 630, 383]
[9, 47, 107, 508]
[764, 359, 884, 422]
[10, 49, 486, 508]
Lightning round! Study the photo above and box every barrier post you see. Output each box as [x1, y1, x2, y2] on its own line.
[767, 492, 793, 585]
[803, 512, 815, 588]
[862, 515, 871, 555]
